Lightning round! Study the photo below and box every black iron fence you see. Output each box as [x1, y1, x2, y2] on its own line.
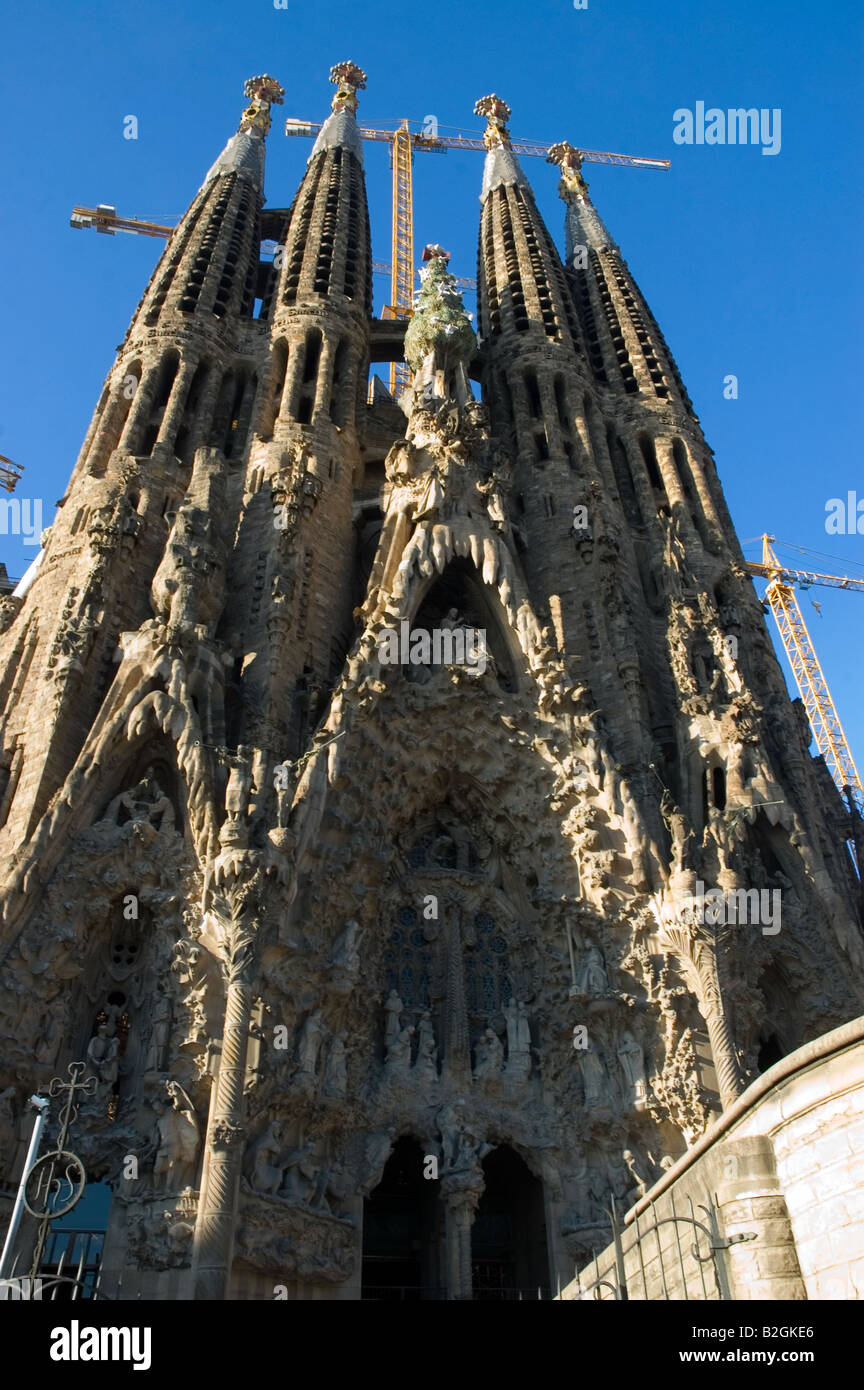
[575, 1190, 755, 1301]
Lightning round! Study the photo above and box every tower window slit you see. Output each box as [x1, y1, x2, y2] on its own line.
[638, 434, 664, 493]
[524, 370, 542, 419]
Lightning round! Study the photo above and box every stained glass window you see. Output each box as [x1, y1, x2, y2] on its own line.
[465, 912, 512, 1027]
[384, 907, 432, 1009]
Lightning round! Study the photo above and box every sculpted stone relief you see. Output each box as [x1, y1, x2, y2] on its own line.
[1, 268, 861, 1305]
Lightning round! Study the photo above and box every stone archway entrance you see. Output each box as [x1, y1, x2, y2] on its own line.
[361, 1138, 442, 1300]
[470, 1146, 550, 1300]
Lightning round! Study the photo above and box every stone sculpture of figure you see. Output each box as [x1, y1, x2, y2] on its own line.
[623, 1149, 648, 1199]
[504, 998, 531, 1078]
[184, 979, 209, 1046]
[297, 1010, 324, 1083]
[86, 1024, 120, 1087]
[331, 920, 362, 979]
[280, 1143, 318, 1205]
[384, 991, 403, 1050]
[413, 1012, 438, 1081]
[617, 1030, 648, 1107]
[323, 1035, 348, 1098]
[436, 1100, 491, 1183]
[250, 1120, 286, 1196]
[473, 1027, 504, 1079]
[576, 938, 610, 997]
[108, 769, 175, 838]
[517, 1000, 531, 1054]
[145, 994, 172, 1074]
[476, 468, 508, 529]
[578, 1038, 608, 1106]
[225, 746, 253, 824]
[385, 1023, 414, 1077]
[660, 788, 694, 874]
[436, 1099, 467, 1172]
[154, 1081, 200, 1191]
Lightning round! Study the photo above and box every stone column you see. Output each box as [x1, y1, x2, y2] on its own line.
[156, 360, 197, 449]
[678, 437, 724, 533]
[654, 438, 700, 545]
[191, 363, 226, 455]
[621, 429, 663, 526]
[442, 1180, 481, 1300]
[663, 920, 744, 1111]
[313, 338, 335, 419]
[191, 879, 263, 1300]
[443, 901, 470, 1085]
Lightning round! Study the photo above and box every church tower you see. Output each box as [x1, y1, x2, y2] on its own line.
[0, 68, 860, 1303]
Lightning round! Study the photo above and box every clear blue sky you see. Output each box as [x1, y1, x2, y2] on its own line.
[1, 0, 862, 774]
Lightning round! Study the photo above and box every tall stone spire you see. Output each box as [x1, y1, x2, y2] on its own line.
[202, 74, 285, 189]
[548, 140, 695, 413]
[475, 96, 584, 360]
[225, 61, 373, 774]
[0, 76, 285, 841]
[272, 61, 371, 319]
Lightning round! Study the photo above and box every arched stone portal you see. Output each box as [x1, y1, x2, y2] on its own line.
[471, 1146, 550, 1299]
[361, 1138, 442, 1300]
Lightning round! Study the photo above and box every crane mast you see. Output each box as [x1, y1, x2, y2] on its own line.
[746, 534, 864, 824]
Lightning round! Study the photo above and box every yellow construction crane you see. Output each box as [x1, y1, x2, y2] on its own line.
[372, 261, 476, 291]
[0, 455, 24, 493]
[745, 534, 864, 818]
[71, 90, 669, 401]
[71, 204, 175, 238]
[285, 109, 669, 395]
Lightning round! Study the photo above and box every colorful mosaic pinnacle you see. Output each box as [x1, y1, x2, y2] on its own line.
[239, 75, 285, 136]
[474, 94, 512, 150]
[547, 141, 591, 199]
[329, 61, 367, 113]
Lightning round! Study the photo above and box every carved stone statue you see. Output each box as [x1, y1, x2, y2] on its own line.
[436, 1099, 491, 1183]
[297, 1009, 324, 1084]
[331, 920, 362, 980]
[86, 1024, 120, 1087]
[107, 768, 174, 838]
[385, 1022, 414, 1077]
[577, 938, 610, 997]
[473, 1027, 504, 1079]
[660, 788, 695, 874]
[384, 990, 403, 1050]
[224, 746, 253, 824]
[504, 998, 531, 1078]
[154, 1081, 200, 1191]
[413, 1012, 438, 1081]
[280, 1142, 318, 1205]
[578, 1038, 608, 1106]
[250, 1120, 286, 1196]
[145, 994, 172, 1074]
[617, 1030, 648, 1107]
[322, 1034, 348, 1098]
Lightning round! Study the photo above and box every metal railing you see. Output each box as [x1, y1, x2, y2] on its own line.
[40, 1227, 105, 1299]
[575, 1191, 755, 1302]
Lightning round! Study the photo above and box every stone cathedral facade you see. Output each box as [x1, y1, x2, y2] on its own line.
[0, 64, 861, 1302]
